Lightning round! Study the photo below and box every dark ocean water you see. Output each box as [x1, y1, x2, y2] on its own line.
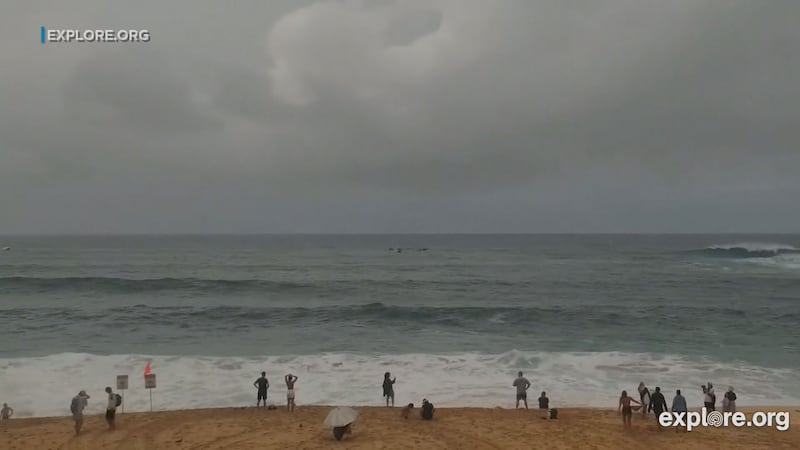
[1, 234, 798, 416]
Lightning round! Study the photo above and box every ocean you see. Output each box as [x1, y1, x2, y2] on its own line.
[1, 234, 798, 418]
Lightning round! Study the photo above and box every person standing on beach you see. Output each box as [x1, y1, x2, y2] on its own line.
[285, 374, 298, 412]
[648, 387, 668, 425]
[104, 386, 118, 430]
[70, 391, 90, 435]
[383, 372, 396, 407]
[1, 403, 13, 420]
[254, 372, 269, 408]
[671, 389, 687, 414]
[702, 382, 716, 412]
[512, 371, 531, 409]
[618, 390, 640, 428]
[723, 387, 736, 412]
[637, 382, 651, 416]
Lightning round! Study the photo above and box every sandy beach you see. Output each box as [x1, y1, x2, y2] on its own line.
[2, 406, 797, 450]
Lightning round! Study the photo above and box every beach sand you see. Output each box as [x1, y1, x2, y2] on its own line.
[2, 406, 798, 449]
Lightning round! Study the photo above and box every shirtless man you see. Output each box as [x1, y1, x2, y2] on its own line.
[285, 374, 298, 412]
[254, 372, 269, 408]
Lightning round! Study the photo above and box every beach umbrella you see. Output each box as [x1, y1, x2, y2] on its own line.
[323, 407, 358, 428]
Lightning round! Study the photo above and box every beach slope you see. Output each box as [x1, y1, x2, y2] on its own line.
[2, 406, 798, 449]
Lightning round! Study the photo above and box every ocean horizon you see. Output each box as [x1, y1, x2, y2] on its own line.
[1, 234, 798, 417]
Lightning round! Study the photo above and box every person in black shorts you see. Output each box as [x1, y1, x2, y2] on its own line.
[512, 371, 531, 409]
[254, 372, 269, 408]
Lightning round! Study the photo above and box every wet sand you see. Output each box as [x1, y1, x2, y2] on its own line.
[2, 406, 798, 449]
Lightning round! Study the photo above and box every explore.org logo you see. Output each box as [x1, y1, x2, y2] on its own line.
[659, 408, 790, 432]
[40, 26, 150, 44]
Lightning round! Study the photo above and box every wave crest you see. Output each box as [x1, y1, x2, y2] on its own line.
[696, 242, 800, 258]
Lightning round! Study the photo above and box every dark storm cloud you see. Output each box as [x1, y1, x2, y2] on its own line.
[0, 0, 799, 233]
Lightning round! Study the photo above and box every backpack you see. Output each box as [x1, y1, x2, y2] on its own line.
[115, 394, 122, 407]
[70, 397, 79, 414]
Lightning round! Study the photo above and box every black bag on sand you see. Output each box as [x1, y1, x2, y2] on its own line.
[549, 408, 558, 419]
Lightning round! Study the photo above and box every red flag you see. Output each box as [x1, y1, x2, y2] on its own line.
[144, 361, 151, 376]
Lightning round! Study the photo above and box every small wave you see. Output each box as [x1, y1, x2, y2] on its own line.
[692, 242, 800, 258]
[0, 276, 519, 295]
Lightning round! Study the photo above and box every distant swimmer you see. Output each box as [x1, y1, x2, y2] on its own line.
[512, 371, 531, 409]
[285, 374, 298, 412]
[254, 372, 269, 408]
[618, 390, 640, 428]
[1, 403, 13, 420]
[383, 372, 396, 407]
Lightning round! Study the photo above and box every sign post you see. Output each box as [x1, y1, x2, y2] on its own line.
[144, 373, 157, 412]
[116, 375, 129, 413]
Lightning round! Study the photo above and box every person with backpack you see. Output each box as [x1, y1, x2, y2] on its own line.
[723, 387, 737, 412]
[70, 390, 90, 435]
[105, 386, 120, 429]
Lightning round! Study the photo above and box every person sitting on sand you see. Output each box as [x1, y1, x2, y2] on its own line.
[671, 389, 687, 414]
[421, 399, 434, 420]
[723, 387, 736, 412]
[285, 374, 298, 412]
[512, 371, 531, 409]
[383, 372, 396, 407]
[648, 387, 668, 425]
[538, 392, 549, 410]
[401, 403, 414, 419]
[70, 390, 90, 435]
[1, 403, 13, 420]
[254, 371, 269, 408]
[618, 390, 641, 428]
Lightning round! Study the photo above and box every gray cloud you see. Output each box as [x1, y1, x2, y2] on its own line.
[1, 0, 799, 233]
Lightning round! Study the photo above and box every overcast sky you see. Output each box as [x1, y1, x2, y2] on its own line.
[1, 0, 799, 234]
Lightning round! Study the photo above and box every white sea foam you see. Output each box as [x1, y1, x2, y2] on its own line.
[743, 254, 800, 270]
[1, 351, 798, 418]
